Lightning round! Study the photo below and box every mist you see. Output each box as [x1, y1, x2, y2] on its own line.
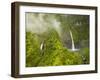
[26, 13, 62, 37]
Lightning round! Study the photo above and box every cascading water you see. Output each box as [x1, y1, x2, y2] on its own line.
[69, 30, 75, 51]
[40, 41, 44, 56]
[69, 30, 79, 51]
[40, 42, 44, 50]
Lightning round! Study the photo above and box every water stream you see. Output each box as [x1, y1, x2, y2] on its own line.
[69, 30, 79, 51]
[40, 42, 44, 50]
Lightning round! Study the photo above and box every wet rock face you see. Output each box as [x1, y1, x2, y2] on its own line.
[80, 40, 89, 48]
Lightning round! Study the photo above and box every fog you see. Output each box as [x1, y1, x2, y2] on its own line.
[26, 13, 62, 37]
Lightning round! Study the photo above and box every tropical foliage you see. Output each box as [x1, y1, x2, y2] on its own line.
[26, 13, 89, 67]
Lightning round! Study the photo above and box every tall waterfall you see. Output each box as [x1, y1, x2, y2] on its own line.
[69, 30, 75, 51]
[69, 30, 79, 51]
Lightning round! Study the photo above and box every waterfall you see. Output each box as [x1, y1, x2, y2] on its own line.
[40, 42, 44, 56]
[40, 42, 44, 50]
[69, 30, 79, 51]
[69, 30, 75, 51]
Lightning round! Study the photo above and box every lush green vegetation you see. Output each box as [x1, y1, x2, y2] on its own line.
[26, 13, 90, 67]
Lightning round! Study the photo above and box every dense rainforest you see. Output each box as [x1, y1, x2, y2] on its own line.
[26, 13, 89, 67]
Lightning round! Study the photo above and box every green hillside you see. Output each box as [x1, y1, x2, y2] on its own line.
[26, 13, 89, 67]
